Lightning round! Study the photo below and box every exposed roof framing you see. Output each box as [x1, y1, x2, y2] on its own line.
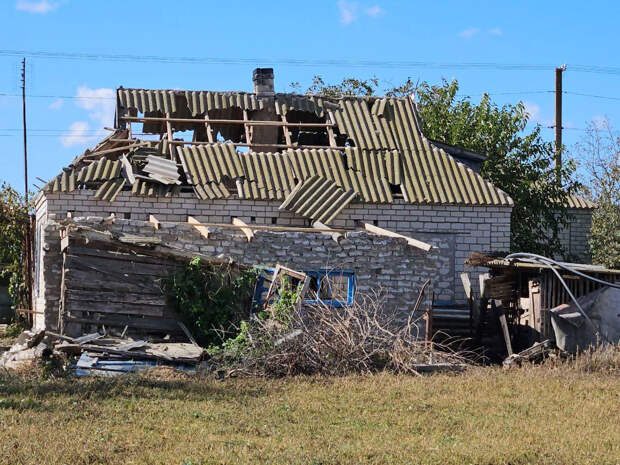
[43, 86, 525, 227]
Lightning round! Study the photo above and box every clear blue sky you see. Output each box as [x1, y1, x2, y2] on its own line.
[1, 0, 619, 193]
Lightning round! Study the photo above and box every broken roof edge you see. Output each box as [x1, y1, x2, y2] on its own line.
[468, 254, 620, 275]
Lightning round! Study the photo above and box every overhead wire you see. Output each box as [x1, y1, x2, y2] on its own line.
[2, 49, 620, 75]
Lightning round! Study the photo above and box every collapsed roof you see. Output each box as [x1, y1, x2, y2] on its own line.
[44, 69, 514, 225]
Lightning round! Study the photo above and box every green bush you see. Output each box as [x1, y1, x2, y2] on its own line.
[163, 257, 260, 347]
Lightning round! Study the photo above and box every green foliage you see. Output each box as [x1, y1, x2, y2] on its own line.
[415, 79, 579, 256]
[295, 76, 580, 256]
[268, 276, 300, 326]
[163, 257, 260, 347]
[208, 276, 301, 360]
[0, 183, 30, 308]
[575, 117, 620, 268]
[590, 201, 620, 268]
[292, 75, 380, 98]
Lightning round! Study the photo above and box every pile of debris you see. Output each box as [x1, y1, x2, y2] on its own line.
[0, 329, 204, 375]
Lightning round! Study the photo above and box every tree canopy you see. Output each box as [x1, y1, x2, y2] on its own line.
[0, 183, 30, 306]
[293, 76, 581, 257]
[574, 118, 620, 268]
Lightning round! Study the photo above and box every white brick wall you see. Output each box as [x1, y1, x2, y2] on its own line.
[36, 190, 513, 305]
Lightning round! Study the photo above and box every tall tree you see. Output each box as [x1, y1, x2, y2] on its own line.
[294, 76, 580, 256]
[0, 183, 30, 308]
[574, 118, 620, 268]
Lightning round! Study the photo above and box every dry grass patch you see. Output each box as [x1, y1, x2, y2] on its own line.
[1, 355, 619, 465]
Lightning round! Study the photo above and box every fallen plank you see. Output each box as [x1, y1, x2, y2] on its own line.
[364, 223, 433, 252]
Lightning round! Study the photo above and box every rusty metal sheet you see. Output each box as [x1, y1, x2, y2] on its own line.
[279, 176, 357, 224]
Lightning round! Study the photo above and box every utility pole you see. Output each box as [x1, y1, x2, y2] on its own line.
[21, 58, 28, 202]
[555, 65, 566, 185]
[21, 58, 32, 313]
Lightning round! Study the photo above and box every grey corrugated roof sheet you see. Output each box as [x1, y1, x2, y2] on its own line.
[566, 195, 596, 209]
[45, 89, 519, 227]
[280, 176, 357, 225]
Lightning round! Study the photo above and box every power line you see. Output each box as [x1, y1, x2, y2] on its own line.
[2, 49, 620, 75]
[563, 91, 620, 101]
[0, 92, 114, 100]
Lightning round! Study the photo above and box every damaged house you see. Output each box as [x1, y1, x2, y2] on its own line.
[30, 68, 592, 340]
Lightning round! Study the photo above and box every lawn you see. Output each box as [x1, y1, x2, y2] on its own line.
[0, 359, 618, 465]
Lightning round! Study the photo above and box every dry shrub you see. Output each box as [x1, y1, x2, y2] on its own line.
[211, 292, 477, 377]
[560, 344, 620, 375]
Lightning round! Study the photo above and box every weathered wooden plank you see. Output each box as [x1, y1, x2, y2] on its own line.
[65, 289, 166, 307]
[364, 223, 433, 252]
[232, 218, 254, 242]
[187, 216, 211, 239]
[65, 299, 165, 317]
[64, 314, 184, 333]
[65, 269, 161, 293]
[66, 253, 174, 277]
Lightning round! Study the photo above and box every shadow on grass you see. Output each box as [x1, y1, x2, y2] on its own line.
[0, 397, 46, 411]
[0, 372, 272, 403]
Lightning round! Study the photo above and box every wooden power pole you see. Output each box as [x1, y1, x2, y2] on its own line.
[21, 58, 29, 201]
[555, 65, 566, 184]
[21, 58, 33, 313]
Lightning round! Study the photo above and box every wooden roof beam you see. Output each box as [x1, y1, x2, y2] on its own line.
[364, 223, 433, 252]
[187, 216, 211, 239]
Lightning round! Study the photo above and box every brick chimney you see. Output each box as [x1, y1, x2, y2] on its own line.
[253, 68, 274, 97]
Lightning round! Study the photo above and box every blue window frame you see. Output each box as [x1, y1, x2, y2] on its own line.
[304, 270, 356, 307]
[253, 268, 356, 308]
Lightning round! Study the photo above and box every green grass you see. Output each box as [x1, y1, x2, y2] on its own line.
[0, 358, 619, 465]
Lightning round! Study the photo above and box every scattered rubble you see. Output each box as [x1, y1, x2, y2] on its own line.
[0, 328, 204, 375]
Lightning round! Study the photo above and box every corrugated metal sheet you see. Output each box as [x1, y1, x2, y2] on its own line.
[566, 195, 596, 209]
[280, 176, 357, 225]
[131, 180, 179, 198]
[178, 144, 244, 184]
[193, 183, 231, 200]
[143, 155, 180, 184]
[76, 158, 122, 183]
[94, 179, 126, 202]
